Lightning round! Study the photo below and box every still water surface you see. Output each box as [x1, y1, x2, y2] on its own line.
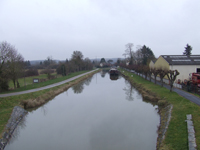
[5, 71, 160, 150]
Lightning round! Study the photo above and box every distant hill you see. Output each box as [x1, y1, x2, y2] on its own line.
[29, 60, 62, 65]
[90, 58, 124, 63]
[29, 58, 124, 65]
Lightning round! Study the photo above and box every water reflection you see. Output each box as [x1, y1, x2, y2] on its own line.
[123, 80, 135, 101]
[110, 75, 119, 80]
[7, 115, 27, 145]
[84, 76, 93, 86]
[5, 72, 159, 150]
[89, 115, 134, 150]
[72, 81, 84, 94]
[72, 76, 93, 94]
[100, 69, 108, 78]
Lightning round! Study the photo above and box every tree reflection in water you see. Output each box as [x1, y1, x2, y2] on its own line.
[123, 80, 135, 101]
[84, 76, 93, 86]
[100, 70, 109, 78]
[72, 76, 93, 94]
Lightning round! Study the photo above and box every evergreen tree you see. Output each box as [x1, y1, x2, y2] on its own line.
[140, 45, 155, 65]
[183, 44, 192, 55]
[100, 58, 106, 63]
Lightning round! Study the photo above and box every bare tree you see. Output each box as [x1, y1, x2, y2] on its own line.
[151, 68, 159, 84]
[84, 57, 93, 70]
[0, 41, 24, 90]
[157, 69, 168, 87]
[147, 68, 152, 82]
[71, 51, 84, 71]
[142, 66, 149, 80]
[0, 41, 12, 91]
[166, 70, 180, 92]
[133, 45, 143, 64]
[7, 48, 24, 89]
[123, 43, 134, 65]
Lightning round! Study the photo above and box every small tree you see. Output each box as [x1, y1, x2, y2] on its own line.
[166, 70, 180, 92]
[152, 68, 159, 84]
[147, 68, 152, 82]
[100, 58, 106, 63]
[71, 51, 84, 71]
[142, 66, 149, 80]
[7, 46, 24, 89]
[157, 69, 168, 87]
[183, 44, 192, 55]
[107, 59, 113, 64]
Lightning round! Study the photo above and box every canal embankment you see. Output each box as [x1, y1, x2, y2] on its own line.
[0, 106, 27, 150]
[0, 69, 100, 141]
[3, 70, 159, 150]
[120, 68, 200, 150]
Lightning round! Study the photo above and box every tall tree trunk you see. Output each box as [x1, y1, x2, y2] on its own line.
[13, 79, 16, 89]
[170, 81, 173, 92]
[154, 75, 157, 84]
[161, 78, 163, 87]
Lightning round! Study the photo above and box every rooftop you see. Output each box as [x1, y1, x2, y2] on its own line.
[161, 55, 200, 65]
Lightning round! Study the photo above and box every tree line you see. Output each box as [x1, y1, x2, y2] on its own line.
[119, 43, 184, 92]
[0, 41, 93, 92]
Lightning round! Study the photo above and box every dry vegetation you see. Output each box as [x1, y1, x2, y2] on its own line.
[20, 71, 98, 109]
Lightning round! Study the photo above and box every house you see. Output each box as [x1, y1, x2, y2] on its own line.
[149, 60, 156, 69]
[151, 55, 200, 82]
[99, 62, 107, 67]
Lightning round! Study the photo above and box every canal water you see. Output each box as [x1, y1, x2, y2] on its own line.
[5, 71, 160, 150]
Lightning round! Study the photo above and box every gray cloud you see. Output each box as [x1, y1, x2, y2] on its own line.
[0, 0, 199, 60]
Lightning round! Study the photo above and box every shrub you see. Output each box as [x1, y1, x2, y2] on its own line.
[25, 69, 39, 77]
[40, 69, 55, 74]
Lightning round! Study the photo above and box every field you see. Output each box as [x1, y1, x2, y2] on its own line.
[4, 71, 88, 94]
[8, 69, 58, 90]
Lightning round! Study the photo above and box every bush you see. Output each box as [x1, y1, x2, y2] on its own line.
[25, 69, 39, 77]
[56, 64, 66, 76]
[0, 78, 9, 91]
[40, 69, 55, 74]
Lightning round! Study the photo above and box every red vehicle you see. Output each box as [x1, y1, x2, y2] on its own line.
[190, 73, 200, 87]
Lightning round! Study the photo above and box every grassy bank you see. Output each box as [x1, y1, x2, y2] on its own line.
[2, 70, 90, 94]
[0, 70, 99, 138]
[121, 69, 200, 150]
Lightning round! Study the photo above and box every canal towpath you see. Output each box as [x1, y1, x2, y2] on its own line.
[0, 69, 99, 98]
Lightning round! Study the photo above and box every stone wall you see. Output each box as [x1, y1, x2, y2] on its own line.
[0, 106, 27, 150]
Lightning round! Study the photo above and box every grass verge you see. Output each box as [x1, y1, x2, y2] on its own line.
[121, 69, 200, 150]
[2, 70, 90, 94]
[0, 69, 99, 138]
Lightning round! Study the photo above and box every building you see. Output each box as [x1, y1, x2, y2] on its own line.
[151, 55, 200, 82]
[149, 60, 156, 69]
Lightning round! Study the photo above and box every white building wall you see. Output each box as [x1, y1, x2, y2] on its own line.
[169, 65, 200, 81]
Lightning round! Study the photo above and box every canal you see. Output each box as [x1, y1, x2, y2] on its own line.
[5, 71, 160, 150]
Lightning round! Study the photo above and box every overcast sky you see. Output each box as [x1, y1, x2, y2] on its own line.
[0, 0, 200, 60]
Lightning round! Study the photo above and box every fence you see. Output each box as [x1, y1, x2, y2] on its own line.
[123, 68, 200, 96]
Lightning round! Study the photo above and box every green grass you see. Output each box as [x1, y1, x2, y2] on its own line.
[0, 70, 95, 138]
[121, 69, 200, 150]
[8, 73, 58, 89]
[3, 71, 89, 94]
